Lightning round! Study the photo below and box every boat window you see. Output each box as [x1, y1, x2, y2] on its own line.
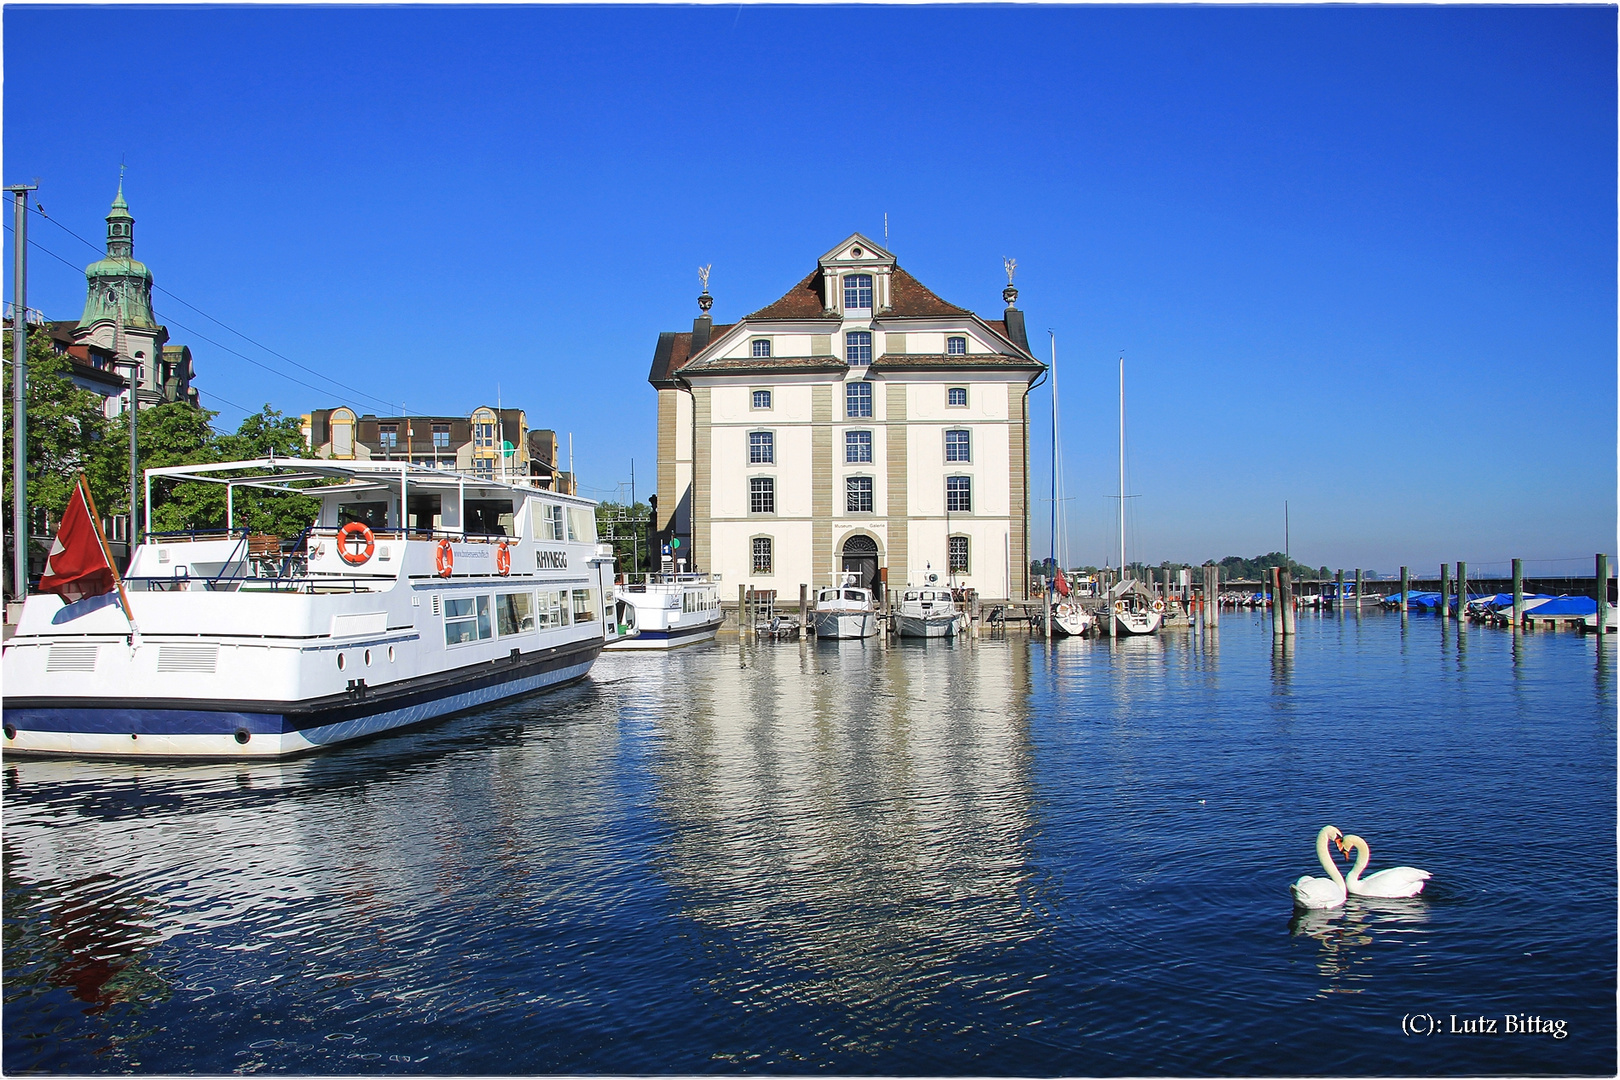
[338, 501, 389, 529]
[408, 493, 442, 536]
[533, 502, 566, 541]
[535, 590, 569, 629]
[497, 592, 535, 636]
[466, 499, 514, 536]
[844, 590, 864, 601]
[567, 508, 597, 544]
[572, 589, 598, 623]
[444, 594, 492, 646]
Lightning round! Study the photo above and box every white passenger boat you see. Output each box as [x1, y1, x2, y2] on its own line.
[2, 459, 628, 758]
[896, 587, 963, 639]
[606, 573, 723, 650]
[811, 577, 878, 639]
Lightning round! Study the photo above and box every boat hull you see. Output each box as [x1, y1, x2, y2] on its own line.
[4, 639, 600, 759]
[1111, 611, 1163, 636]
[897, 613, 961, 638]
[813, 611, 877, 639]
[603, 619, 720, 651]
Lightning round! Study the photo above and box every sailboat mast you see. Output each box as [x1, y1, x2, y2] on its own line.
[1118, 355, 1126, 580]
[1050, 333, 1058, 576]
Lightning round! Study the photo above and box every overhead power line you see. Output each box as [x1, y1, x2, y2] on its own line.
[21, 201, 399, 412]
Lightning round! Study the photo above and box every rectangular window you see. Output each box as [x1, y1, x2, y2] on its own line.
[433, 424, 450, 449]
[532, 502, 566, 541]
[845, 430, 872, 463]
[752, 339, 772, 358]
[535, 590, 569, 629]
[949, 536, 969, 574]
[379, 425, 398, 449]
[946, 476, 973, 513]
[845, 331, 872, 366]
[752, 389, 772, 410]
[444, 594, 492, 646]
[750, 477, 775, 514]
[567, 507, 596, 544]
[497, 591, 535, 636]
[844, 274, 873, 310]
[846, 382, 873, 418]
[947, 387, 968, 407]
[945, 429, 971, 463]
[846, 476, 874, 513]
[947, 336, 967, 356]
[474, 458, 494, 479]
[572, 589, 598, 623]
[749, 430, 774, 464]
[752, 537, 773, 574]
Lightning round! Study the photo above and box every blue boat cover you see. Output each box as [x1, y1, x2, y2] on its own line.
[1522, 596, 1598, 616]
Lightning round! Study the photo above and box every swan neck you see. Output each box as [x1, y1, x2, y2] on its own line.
[1346, 836, 1371, 886]
[1316, 829, 1345, 888]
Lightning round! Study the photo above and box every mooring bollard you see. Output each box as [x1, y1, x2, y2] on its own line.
[1512, 558, 1524, 631]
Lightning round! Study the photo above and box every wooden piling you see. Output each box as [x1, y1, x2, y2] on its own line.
[1280, 568, 1296, 635]
[1439, 564, 1450, 621]
[799, 583, 808, 638]
[1354, 569, 1363, 616]
[1399, 566, 1409, 617]
[1270, 567, 1283, 638]
[1334, 570, 1344, 618]
[1598, 554, 1609, 639]
[1511, 558, 1523, 631]
[738, 583, 747, 634]
[1044, 577, 1053, 641]
[1457, 561, 1467, 621]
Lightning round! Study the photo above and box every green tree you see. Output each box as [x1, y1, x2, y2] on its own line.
[1, 327, 115, 522]
[98, 401, 222, 533]
[595, 500, 652, 572]
[215, 405, 321, 538]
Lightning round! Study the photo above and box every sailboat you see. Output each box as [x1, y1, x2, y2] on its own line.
[1104, 354, 1162, 636]
[1042, 332, 1094, 638]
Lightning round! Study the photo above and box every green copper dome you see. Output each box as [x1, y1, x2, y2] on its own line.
[78, 181, 157, 329]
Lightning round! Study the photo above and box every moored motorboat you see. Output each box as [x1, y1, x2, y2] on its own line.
[896, 587, 962, 638]
[2, 458, 628, 758]
[606, 573, 722, 650]
[811, 576, 878, 639]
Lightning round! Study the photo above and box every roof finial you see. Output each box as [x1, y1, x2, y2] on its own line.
[697, 264, 713, 315]
[1002, 257, 1018, 307]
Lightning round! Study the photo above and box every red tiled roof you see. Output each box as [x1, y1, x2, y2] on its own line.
[746, 270, 831, 319]
[886, 266, 970, 317]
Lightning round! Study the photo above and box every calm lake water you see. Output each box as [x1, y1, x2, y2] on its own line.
[3, 610, 1614, 1075]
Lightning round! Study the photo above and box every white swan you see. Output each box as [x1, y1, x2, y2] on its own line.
[1339, 834, 1431, 898]
[1291, 825, 1347, 909]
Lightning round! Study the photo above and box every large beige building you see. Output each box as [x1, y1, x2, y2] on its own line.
[649, 235, 1044, 601]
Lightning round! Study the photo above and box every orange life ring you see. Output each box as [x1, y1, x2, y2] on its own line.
[435, 538, 454, 577]
[495, 541, 511, 576]
[1151, 599, 1166, 613]
[337, 522, 375, 565]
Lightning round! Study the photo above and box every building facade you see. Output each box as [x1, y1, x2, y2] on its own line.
[649, 235, 1044, 601]
[302, 406, 574, 491]
[67, 181, 199, 416]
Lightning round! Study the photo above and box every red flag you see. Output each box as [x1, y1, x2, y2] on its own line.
[1054, 569, 1070, 597]
[39, 477, 120, 604]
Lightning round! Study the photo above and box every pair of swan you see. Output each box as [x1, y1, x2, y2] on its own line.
[1290, 825, 1432, 909]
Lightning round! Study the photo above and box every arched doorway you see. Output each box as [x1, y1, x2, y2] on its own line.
[841, 534, 880, 593]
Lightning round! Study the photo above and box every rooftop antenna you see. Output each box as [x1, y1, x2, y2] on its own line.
[884, 212, 888, 244]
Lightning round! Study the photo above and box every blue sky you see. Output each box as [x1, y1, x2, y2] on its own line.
[5, 5, 1613, 575]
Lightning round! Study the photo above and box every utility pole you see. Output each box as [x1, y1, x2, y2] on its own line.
[9, 183, 37, 601]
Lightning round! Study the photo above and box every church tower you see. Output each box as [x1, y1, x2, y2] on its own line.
[75, 177, 167, 404]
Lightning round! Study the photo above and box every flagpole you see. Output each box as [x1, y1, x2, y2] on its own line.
[78, 474, 137, 634]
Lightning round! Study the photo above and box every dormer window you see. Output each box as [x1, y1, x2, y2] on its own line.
[752, 339, 772, 358]
[844, 274, 873, 310]
[947, 336, 967, 356]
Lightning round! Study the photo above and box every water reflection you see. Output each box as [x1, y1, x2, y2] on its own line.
[1289, 898, 1432, 997]
[647, 638, 1037, 1041]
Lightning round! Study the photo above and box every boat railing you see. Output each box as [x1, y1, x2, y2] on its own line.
[307, 526, 518, 545]
[617, 571, 717, 589]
